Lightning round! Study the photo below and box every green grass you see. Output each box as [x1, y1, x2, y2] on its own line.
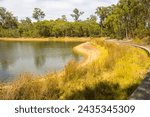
[0, 39, 150, 100]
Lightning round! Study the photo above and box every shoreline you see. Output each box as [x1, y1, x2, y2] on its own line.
[0, 37, 99, 68]
[1, 41, 100, 94]
[39, 42, 100, 81]
[73, 42, 100, 66]
[0, 37, 90, 42]
[0, 37, 100, 67]
[35, 42, 100, 78]
[1, 41, 100, 84]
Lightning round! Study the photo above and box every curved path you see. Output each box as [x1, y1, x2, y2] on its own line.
[107, 39, 150, 100]
[73, 42, 100, 66]
[129, 44, 150, 100]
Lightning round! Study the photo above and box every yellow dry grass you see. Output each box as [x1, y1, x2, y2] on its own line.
[0, 38, 150, 100]
[0, 37, 90, 42]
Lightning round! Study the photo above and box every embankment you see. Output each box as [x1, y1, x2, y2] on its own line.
[73, 42, 100, 66]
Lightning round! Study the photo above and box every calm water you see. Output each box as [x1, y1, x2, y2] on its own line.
[0, 41, 83, 82]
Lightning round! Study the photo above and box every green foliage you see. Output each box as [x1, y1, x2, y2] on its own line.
[17, 20, 101, 38]
[0, 7, 18, 29]
[0, 0, 149, 39]
[87, 15, 97, 22]
[70, 8, 84, 22]
[0, 7, 101, 38]
[97, 0, 150, 39]
[0, 29, 20, 37]
[32, 8, 45, 21]
[18, 17, 33, 37]
[61, 15, 67, 21]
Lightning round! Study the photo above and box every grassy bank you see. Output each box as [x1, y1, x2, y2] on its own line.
[0, 39, 150, 100]
[73, 42, 100, 66]
[0, 37, 90, 42]
[132, 36, 150, 45]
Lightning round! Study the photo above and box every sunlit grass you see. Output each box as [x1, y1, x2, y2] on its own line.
[0, 37, 90, 42]
[0, 39, 150, 100]
[133, 36, 150, 45]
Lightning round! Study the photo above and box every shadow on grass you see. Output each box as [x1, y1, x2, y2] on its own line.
[124, 84, 139, 98]
[65, 81, 120, 100]
[129, 72, 150, 100]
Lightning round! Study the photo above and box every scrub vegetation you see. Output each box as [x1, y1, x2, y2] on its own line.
[0, 39, 150, 100]
[0, 0, 149, 39]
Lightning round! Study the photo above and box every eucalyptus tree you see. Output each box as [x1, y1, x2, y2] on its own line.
[87, 15, 97, 22]
[95, 6, 113, 36]
[0, 7, 18, 29]
[139, 0, 150, 28]
[32, 8, 45, 22]
[71, 8, 84, 22]
[20, 17, 32, 24]
[19, 17, 32, 37]
[116, 0, 149, 38]
[61, 15, 67, 21]
[95, 6, 112, 26]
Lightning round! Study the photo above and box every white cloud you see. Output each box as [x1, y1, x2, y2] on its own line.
[0, 0, 119, 21]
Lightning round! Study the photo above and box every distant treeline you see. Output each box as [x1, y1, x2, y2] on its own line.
[0, 19, 101, 38]
[0, 0, 150, 39]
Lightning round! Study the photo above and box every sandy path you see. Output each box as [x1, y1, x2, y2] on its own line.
[73, 42, 100, 66]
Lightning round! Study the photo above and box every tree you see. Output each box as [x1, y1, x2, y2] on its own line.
[71, 8, 84, 22]
[20, 17, 32, 24]
[18, 17, 32, 37]
[33, 20, 52, 37]
[87, 15, 97, 22]
[0, 7, 18, 29]
[95, 6, 112, 26]
[1, 0, 149, 39]
[61, 15, 67, 21]
[95, 6, 113, 36]
[98, 0, 150, 38]
[139, 0, 150, 28]
[32, 8, 45, 21]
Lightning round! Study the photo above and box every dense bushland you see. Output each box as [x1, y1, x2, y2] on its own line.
[0, 0, 149, 39]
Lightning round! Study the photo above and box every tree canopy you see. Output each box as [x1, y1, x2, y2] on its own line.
[0, 0, 149, 39]
[32, 8, 45, 21]
[71, 8, 84, 22]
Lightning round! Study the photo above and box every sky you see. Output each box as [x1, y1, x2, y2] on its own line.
[0, 0, 119, 21]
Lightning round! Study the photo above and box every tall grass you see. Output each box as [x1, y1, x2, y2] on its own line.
[133, 36, 150, 45]
[0, 39, 150, 100]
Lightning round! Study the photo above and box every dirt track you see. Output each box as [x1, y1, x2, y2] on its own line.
[73, 42, 100, 66]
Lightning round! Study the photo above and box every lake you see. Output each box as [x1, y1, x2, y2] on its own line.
[0, 41, 83, 82]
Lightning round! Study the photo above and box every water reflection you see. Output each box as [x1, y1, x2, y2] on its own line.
[0, 41, 83, 82]
[34, 55, 46, 68]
